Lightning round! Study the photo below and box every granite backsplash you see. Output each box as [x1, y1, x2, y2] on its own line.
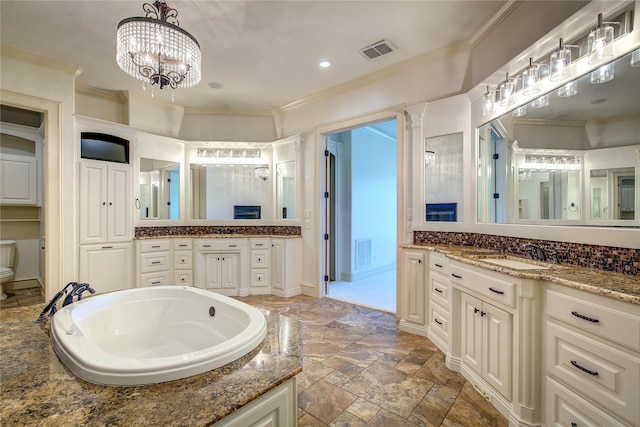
[414, 231, 639, 276]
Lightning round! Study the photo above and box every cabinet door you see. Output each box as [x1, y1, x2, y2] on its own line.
[204, 253, 222, 289]
[79, 243, 132, 294]
[0, 155, 38, 205]
[271, 240, 285, 290]
[461, 293, 483, 375]
[220, 254, 238, 289]
[107, 163, 131, 242]
[483, 303, 512, 400]
[403, 251, 425, 325]
[79, 162, 108, 244]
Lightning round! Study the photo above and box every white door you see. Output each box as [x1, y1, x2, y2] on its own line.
[461, 292, 483, 375]
[107, 163, 131, 242]
[483, 303, 512, 399]
[204, 253, 222, 289]
[220, 254, 238, 289]
[271, 239, 285, 290]
[79, 161, 107, 244]
[403, 251, 425, 325]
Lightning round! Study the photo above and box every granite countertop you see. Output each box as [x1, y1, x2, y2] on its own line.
[0, 305, 302, 427]
[135, 234, 302, 240]
[401, 243, 640, 305]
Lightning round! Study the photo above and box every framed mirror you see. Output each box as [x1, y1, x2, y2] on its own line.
[139, 158, 180, 220]
[276, 161, 296, 219]
[425, 132, 463, 222]
[477, 50, 640, 227]
[190, 163, 271, 220]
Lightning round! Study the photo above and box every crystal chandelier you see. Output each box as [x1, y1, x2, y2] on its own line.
[116, 1, 201, 96]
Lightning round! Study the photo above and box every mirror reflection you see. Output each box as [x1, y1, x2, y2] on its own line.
[425, 132, 463, 222]
[276, 161, 296, 219]
[478, 50, 640, 226]
[139, 158, 179, 220]
[190, 163, 270, 220]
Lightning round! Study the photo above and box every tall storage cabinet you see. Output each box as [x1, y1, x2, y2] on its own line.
[78, 159, 132, 294]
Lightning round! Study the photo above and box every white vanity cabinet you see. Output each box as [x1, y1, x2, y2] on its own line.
[270, 238, 301, 298]
[79, 243, 132, 294]
[136, 239, 172, 287]
[250, 238, 270, 293]
[195, 239, 248, 296]
[173, 239, 193, 286]
[544, 284, 640, 427]
[427, 253, 451, 352]
[399, 249, 427, 334]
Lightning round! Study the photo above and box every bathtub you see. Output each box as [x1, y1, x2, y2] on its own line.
[50, 286, 267, 386]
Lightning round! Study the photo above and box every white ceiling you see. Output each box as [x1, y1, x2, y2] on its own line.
[0, 0, 507, 110]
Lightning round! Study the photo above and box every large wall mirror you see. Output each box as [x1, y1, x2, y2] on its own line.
[477, 50, 640, 227]
[425, 132, 463, 222]
[139, 158, 180, 220]
[276, 161, 296, 219]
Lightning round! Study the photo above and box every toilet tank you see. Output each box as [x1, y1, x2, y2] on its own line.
[0, 240, 16, 267]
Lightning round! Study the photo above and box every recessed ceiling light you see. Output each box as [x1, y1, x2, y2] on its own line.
[208, 82, 224, 90]
[318, 60, 332, 69]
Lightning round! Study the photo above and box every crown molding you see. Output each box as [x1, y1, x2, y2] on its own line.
[468, 0, 524, 48]
[183, 106, 273, 117]
[1, 44, 82, 77]
[75, 84, 128, 104]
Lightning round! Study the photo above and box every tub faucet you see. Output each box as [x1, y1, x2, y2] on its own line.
[36, 282, 95, 323]
[519, 243, 546, 261]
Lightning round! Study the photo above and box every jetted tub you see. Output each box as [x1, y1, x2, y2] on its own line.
[50, 286, 267, 386]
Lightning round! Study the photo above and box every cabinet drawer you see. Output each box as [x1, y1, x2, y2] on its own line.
[546, 322, 640, 426]
[547, 289, 640, 351]
[430, 272, 450, 306]
[251, 270, 270, 287]
[429, 253, 449, 275]
[251, 251, 270, 269]
[251, 239, 269, 250]
[450, 263, 516, 308]
[174, 270, 192, 286]
[546, 377, 627, 427]
[429, 301, 449, 341]
[197, 239, 244, 251]
[140, 271, 171, 287]
[140, 252, 170, 273]
[139, 239, 170, 253]
[173, 239, 193, 250]
[174, 252, 193, 269]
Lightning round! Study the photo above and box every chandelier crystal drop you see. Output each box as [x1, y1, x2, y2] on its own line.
[116, 1, 201, 90]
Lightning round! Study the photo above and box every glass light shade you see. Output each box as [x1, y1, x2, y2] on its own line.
[482, 88, 496, 116]
[550, 47, 571, 81]
[425, 150, 436, 167]
[512, 105, 527, 117]
[254, 166, 269, 180]
[591, 63, 614, 84]
[531, 94, 549, 109]
[631, 49, 640, 67]
[557, 81, 578, 97]
[522, 60, 540, 95]
[499, 77, 516, 107]
[588, 17, 614, 64]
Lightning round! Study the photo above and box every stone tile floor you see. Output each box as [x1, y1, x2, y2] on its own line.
[237, 294, 508, 427]
[2, 288, 508, 426]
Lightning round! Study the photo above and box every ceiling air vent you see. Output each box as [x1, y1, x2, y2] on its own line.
[360, 40, 396, 60]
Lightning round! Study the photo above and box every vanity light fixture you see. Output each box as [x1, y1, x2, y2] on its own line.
[254, 166, 269, 181]
[591, 62, 614, 84]
[116, 0, 201, 99]
[557, 80, 578, 97]
[522, 58, 540, 95]
[424, 138, 436, 167]
[549, 38, 574, 82]
[482, 85, 497, 116]
[197, 149, 261, 158]
[499, 73, 516, 107]
[531, 94, 549, 109]
[588, 13, 617, 64]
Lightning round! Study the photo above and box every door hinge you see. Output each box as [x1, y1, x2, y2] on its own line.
[167, 201, 171, 205]
[167, 178, 172, 182]
[493, 193, 500, 199]
[324, 275, 329, 282]
[324, 191, 329, 198]
[324, 233, 329, 241]
[492, 153, 499, 160]
[324, 149, 329, 157]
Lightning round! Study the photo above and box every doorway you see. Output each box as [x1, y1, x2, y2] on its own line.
[324, 118, 397, 312]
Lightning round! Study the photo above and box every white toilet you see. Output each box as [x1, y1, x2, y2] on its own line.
[0, 240, 17, 300]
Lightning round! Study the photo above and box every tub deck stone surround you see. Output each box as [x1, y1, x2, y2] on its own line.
[0, 305, 302, 426]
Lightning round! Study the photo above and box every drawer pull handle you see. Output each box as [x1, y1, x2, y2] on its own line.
[571, 311, 599, 323]
[203, 244, 211, 248]
[435, 288, 443, 293]
[570, 360, 598, 376]
[178, 244, 188, 248]
[151, 245, 161, 248]
[102, 246, 113, 249]
[474, 307, 480, 314]
[434, 318, 443, 325]
[229, 244, 237, 248]
[151, 280, 161, 285]
[489, 287, 504, 295]
[435, 263, 443, 268]
[256, 243, 264, 247]
[151, 261, 161, 265]
[451, 273, 462, 279]
[571, 423, 577, 427]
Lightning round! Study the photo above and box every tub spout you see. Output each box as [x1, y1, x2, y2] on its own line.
[62, 282, 96, 307]
[37, 282, 76, 323]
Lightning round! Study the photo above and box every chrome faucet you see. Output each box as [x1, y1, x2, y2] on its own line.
[519, 243, 546, 262]
[36, 282, 95, 323]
